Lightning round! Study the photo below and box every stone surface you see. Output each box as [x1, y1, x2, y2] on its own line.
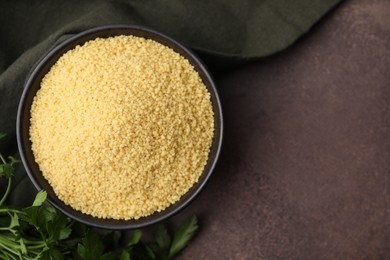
[171, 0, 390, 259]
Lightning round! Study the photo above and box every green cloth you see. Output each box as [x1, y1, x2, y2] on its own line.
[0, 0, 342, 205]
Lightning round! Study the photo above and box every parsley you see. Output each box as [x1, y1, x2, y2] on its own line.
[0, 133, 199, 259]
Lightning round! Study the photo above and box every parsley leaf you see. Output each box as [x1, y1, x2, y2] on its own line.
[128, 229, 142, 246]
[32, 190, 47, 207]
[40, 248, 64, 260]
[119, 250, 131, 260]
[22, 191, 49, 229]
[9, 213, 20, 230]
[0, 163, 14, 178]
[155, 225, 171, 252]
[46, 213, 72, 243]
[77, 230, 106, 260]
[169, 216, 199, 258]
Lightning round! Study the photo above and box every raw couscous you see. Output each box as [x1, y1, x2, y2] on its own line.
[29, 35, 214, 220]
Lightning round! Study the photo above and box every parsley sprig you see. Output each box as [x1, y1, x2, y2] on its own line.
[0, 133, 198, 259]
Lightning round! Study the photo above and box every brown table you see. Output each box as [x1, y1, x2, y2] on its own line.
[170, 0, 390, 258]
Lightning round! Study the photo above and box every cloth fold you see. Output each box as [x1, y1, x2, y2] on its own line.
[0, 0, 342, 205]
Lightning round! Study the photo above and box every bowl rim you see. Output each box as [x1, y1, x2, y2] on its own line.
[16, 25, 223, 230]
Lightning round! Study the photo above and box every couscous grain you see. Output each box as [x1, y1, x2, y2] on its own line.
[29, 35, 214, 220]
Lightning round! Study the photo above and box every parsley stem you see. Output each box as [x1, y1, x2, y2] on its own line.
[0, 236, 42, 259]
[0, 234, 46, 249]
[0, 236, 20, 256]
[27, 243, 46, 250]
[0, 177, 11, 206]
[0, 252, 14, 260]
[23, 239, 45, 245]
[0, 209, 25, 215]
[0, 154, 6, 164]
[0, 251, 17, 260]
[0, 227, 11, 231]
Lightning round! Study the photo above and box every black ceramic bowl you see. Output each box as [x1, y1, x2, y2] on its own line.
[16, 25, 223, 230]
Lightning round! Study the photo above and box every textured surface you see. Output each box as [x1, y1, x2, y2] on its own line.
[2, 0, 389, 258]
[171, 0, 390, 259]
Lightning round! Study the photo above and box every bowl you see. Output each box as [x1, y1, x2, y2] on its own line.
[16, 25, 223, 230]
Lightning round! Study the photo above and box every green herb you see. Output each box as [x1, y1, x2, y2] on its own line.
[169, 216, 198, 258]
[0, 133, 199, 259]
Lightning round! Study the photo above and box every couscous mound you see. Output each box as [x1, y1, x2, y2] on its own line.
[30, 35, 214, 220]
